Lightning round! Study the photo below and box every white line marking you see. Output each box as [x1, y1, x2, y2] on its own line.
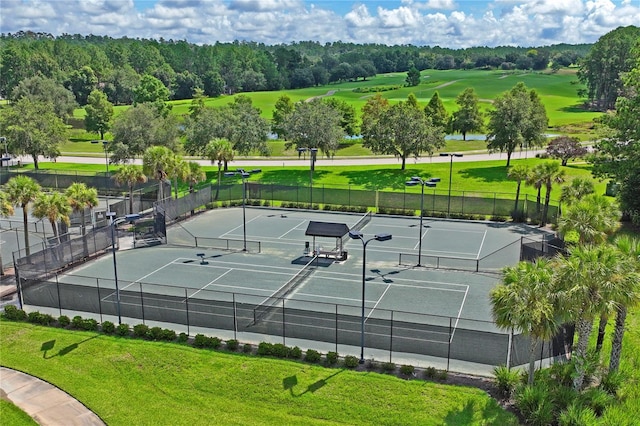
[366, 281, 393, 322]
[186, 269, 233, 299]
[450, 285, 470, 343]
[220, 215, 261, 238]
[278, 219, 307, 239]
[477, 230, 487, 259]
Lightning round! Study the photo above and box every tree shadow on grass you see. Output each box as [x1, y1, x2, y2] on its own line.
[259, 169, 331, 186]
[338, 168, 434, 190]
[458, 165, 509, 184]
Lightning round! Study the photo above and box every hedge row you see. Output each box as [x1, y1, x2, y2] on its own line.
[2, 306, 444, 379]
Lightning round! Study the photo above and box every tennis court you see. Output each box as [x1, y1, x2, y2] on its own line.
[19, 207, 553, 372]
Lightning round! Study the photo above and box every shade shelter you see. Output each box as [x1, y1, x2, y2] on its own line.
[304, 221, 350, 260]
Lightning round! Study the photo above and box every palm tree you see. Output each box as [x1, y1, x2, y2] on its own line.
[205, 138, 235, 200]
[113, 164, 147, 214]
[65, 182, 98, 237]
[5, 176, 42, 256]
[166, 154, 188, 200]
[32, 191, 71, 245]
[184, 161, 206, 194]
[142, 146, 173, 201]
[559, 177, 595, 206]
[526, 164, 545, 219]
[537, 161, 565, 226]
[554, 244, 622, 390]
[507, 164, 529, 215]
[0, 191, 15, 274]
[490, 258, 560, 385]
[558, 194, 620, 245]
[609, 236, 640, 373]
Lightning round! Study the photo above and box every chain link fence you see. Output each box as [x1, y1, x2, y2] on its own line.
[18, 274, 565, 373]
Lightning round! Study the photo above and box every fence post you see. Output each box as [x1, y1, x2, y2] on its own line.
[185, 287, 190, 337]
[97, 277, 102, 323]
[56, 273, 62, 317]
[447, 317, 452, 371]
[140, 282, 145, 323]
[389, 310, 393, 363]
[461, 191, 465, 215]
[282, 298, 286, 345]
[335, 304, 338, 354]
[233, 293, 237, 341]
[507, 328, 513, 369]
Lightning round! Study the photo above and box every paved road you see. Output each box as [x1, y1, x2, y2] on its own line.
[16, 148, 546, 168]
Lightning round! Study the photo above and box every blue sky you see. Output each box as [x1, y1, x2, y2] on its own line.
[1, 0, 639, 47]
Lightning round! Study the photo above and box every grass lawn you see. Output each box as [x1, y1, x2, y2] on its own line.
[0, 321, 518, 426]
[22, 158, 607, 199]
[0, 400, 37, 425]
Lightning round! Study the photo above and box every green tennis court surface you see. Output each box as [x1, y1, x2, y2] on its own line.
[20, 207, 552, 372]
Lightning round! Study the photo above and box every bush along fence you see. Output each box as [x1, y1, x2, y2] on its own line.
[1, 306, 444, 380]
[152, 181, 559, 225]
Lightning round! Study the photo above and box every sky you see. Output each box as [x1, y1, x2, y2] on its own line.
[0, 0, 639, 48]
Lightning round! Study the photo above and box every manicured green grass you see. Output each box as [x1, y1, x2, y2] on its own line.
[0, 400, 37, 425]
[22, 158, 607, 199]
[0, 321, 518, 426]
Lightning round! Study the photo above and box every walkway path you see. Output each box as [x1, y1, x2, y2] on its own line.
[16, 148, 546, 169]
[0, 367, 105, 425]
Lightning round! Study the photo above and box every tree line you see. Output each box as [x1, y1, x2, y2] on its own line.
[0, 31, 594, 104]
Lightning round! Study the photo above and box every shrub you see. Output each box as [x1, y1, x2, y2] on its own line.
[226, 339, 239, 351]
[344, 355, 359, 369]
[272, 343, 289, 358]
[101, 321, 116, 334]
[58, 315, 70, 327]
[28, 312, 54, 326]
[304, 349, 321, 363]
[558, 403, 597, 426]
[382, 362, 396, 373]
[580, 387, 613, 416]
[82, 318, 99, 331]
[116, 323, 130, 336]
[257, 342, 274, 356]
[424, 366, 437, 379]
[147, 326, 164, 340]
[549, 361, 575, 388]
[493, 365, 522, 398]
[161, 329, 176, 341]
[72, 316, 84, 329]
[3, 305, 27, 321]
[436, 370, 448, 381]
[27, 311, 42, 324]
[599, 370, 625, 396]
[325, 351, 339, 366]
[515, 383, 554, 425]
[550, 386, 578, 413]
[209, 336, 222, 349]
[177, 333, 188, 343]
[133, 324, 150, 338]
[289, 346, 302, 359]
[242, 343, 253, 353]
[400, 364, 415, 377]
[194, 334, 208, 348]
[365, 359, 378, 371]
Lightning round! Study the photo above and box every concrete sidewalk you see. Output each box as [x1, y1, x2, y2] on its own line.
[0, 367, 105, 425]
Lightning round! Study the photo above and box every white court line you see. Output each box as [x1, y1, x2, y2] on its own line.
[476, 230, 487, 258]
[278, 219, 307, 239]
[310, 273, 468, 293]
[366, 281, 393, 322]
[219, 215, 261, 239]
[314, 269, 470, 290]
[118, 259, 181, 291]
[450, 285, 470, 343]
[378, 223, 487, 234]
[413, 228, 429, 251]
[173, 257, 303, 276]
[186, 269, 233, 299]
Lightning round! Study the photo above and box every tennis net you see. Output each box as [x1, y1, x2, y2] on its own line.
[341, 211, 372, 246]
[253, 255, 318, 324]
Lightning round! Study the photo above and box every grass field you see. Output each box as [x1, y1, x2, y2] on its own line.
[22, 157, 607, 199]
[0, 321, 518, 426]
[66, 68, 600, 157]
[0, 400, 37, 425]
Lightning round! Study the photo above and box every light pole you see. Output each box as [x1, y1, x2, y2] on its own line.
[349, 230, 392, 364]
[439, 153, 463, 217]
[107, 212, 140, 324]
[92, 140, 111, 213]
[405, 177, 438, 266]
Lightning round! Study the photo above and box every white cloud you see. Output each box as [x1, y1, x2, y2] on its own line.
[0, 0, 638, 47]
